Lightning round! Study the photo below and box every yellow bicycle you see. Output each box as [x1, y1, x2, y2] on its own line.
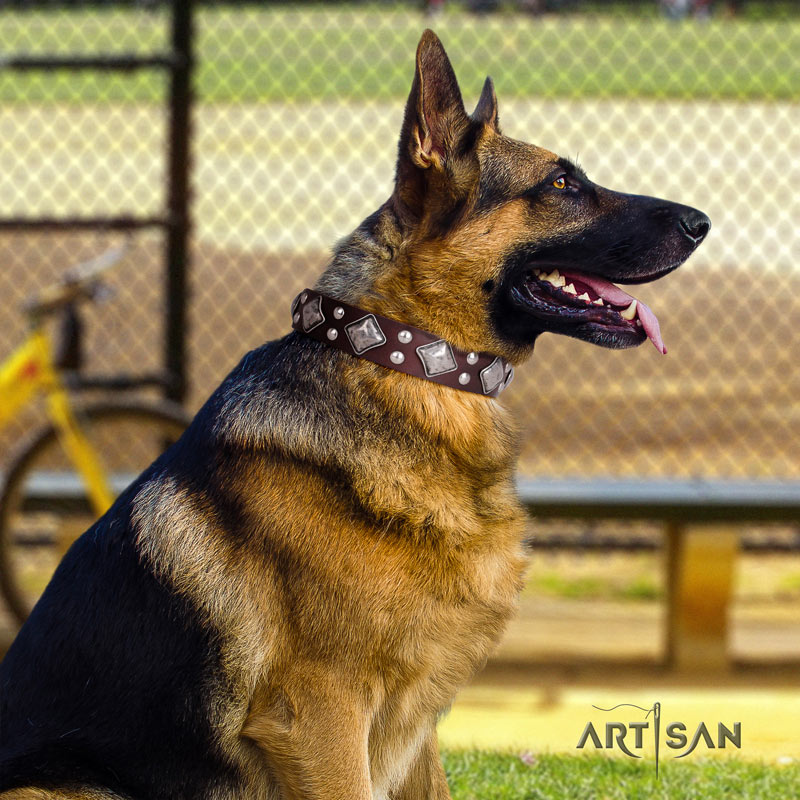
[0, 243, 190, 625]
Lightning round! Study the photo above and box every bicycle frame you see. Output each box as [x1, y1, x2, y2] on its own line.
[0, 327, 114, 516]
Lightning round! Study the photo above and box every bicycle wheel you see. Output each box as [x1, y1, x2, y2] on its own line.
[0, 400, 190, 625]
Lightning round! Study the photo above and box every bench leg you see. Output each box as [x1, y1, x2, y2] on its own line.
[665, 523, 739, 672]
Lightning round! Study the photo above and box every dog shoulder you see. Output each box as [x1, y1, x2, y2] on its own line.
[0, 487, 241, 796]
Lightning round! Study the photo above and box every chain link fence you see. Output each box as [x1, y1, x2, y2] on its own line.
[1, 0, 798, 482]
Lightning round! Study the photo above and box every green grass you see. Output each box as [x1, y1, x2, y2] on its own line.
[778, 572, 800, 595]
[1, 5, 798, 104]
[442, 750, 800, 800]
[528, 571, 661, 601]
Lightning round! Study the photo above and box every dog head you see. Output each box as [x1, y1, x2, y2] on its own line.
[387, 30, 709, 361]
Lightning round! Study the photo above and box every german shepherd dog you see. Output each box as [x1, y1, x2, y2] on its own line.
[0, 31, 708, 800]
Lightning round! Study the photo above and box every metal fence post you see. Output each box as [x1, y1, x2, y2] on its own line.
[165, 0, 194, 404]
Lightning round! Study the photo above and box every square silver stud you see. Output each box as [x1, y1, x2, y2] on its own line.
[416, 340, 458, 377]
[344, 314, 386, 354]
[301, 296, 325, 332]
[480, 357, 505, 394]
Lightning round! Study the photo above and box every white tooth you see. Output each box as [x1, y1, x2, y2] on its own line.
[593, 297, 604, 305]
[577, 292, 591, 302]
[620, 300, 638, 321]
[563, 283, 577, 295]
[545, 270, 565, 287]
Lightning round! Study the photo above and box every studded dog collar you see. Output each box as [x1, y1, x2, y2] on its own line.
[291, 289, 514, 398]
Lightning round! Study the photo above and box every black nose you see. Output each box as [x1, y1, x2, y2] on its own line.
[678, 209, 711, 246]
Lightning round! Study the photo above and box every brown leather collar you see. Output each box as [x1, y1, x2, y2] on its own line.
[291, 289, 514, 398]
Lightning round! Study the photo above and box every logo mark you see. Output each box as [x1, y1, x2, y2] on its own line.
[576, 701, 741, 778]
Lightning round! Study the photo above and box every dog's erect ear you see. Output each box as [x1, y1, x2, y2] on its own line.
[395, 30, 474, 219]
[472, 76, 499, 130]
[401, 30, 469, 170]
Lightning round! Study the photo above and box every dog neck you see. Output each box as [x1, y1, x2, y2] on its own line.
[291, 289, 514, 398]
[291, 203, 522, 494]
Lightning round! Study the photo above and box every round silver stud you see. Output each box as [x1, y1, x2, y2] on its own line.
[293, 313, 300, 324]
[466, 352, 479, 365]
[389, 351, 405, 365]
[458, 372, 471, 385]
[397, 330, 413, 344]
[333, 306, 345, 319]
[300, 292, 308, 303]
[326, 328, 338, 340]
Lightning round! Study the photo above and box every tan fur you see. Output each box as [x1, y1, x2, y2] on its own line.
[137, 31, 532, 800]
[132, 386, 527, 798]
[370, 203, 532, 356]
[5, 31, 538, 800]
[0, 790, 127, 799]
[0, 21, 710, 797]
[1, 23, 710, 797]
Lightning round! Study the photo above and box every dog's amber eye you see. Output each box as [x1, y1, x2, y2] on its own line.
[552, 176, 567, 190]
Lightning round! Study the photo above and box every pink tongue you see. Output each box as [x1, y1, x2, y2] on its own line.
[566, 271, 667, 355]
[635, 301, 666, 355]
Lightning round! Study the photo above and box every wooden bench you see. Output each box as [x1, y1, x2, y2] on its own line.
[517, 478, 800, 672]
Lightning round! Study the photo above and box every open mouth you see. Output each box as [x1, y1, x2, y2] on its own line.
[517, 267, 667, 354]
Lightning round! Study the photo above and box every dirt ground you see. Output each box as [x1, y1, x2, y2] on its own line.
[439, 665, 800, 759]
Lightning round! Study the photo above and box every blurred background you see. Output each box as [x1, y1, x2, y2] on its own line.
[0, 0, 798, 758]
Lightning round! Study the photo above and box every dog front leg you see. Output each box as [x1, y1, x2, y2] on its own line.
[243, 679, 373, 800]
[391, 731, 451, 800]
